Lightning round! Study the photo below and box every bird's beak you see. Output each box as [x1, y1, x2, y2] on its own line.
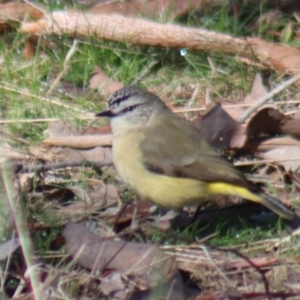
[95, 110, 114, 118]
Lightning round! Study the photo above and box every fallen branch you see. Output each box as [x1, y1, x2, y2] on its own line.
[42, 134, 112, 148]
[20, 11, 300, 75]
[3, 160, 113, 172]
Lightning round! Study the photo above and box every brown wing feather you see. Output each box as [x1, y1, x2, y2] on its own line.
[141, 111, 253, 190]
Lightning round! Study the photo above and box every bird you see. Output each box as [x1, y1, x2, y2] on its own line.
[96, 85, 294, 220]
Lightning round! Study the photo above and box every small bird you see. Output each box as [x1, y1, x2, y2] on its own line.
[96, 86, 294, 220]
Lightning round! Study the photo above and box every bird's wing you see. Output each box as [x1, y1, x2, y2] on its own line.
[140, 113, 252, 189]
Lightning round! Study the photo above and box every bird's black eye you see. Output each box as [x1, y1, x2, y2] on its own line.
[125, 105, 136, 112]
[120, 104, 141, 115]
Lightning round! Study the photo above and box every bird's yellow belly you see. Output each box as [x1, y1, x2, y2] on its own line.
[113, 138, 209, 208]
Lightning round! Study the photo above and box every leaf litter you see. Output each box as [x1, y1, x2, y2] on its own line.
[3, 75, 300, 299]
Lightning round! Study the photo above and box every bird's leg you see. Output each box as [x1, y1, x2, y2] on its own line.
[130, 198, 140, 231]
[191, 205, 202, 223]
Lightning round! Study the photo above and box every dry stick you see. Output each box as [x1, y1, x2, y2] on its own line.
[130, 60, 158, 86]
[238, 73, 300, 123]
[19, 11, 300, 76]
[42, 134, 112, 148]
[272, 227, 300, 248]
[200, 245, 232, 285]
[3, 160, 113, 173]
[20, 11, 253, 56]
[1, 167, 43, 300]
[45, 39, 78, 97]
[234, 157, 300, 167]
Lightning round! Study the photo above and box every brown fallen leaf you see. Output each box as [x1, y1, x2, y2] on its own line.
[64, 222, 184, 298]
[23, 38, 37, 59]
[84, 125, 112, 135]
[106, 200, 154, 225]
[280, 116, 300, 136]
[99, 273, 127, 300]
[193, 103, 243, 150]
[89, 0, 203, 22]
[246, 107, 291, 137]
[246, 37, 300, 74]
[247, 107, 300, 137]
[262, 145, 300, 172]
[36, 184, 118, 225]
[0, 2, 44, 26]
[69, 184, 118, 208]
[231, 108, 300, 151]
[0, 238, 20, 261]
[48, 121, 79, 137]
[244, 73, 269, 106]
[64, 222, 177, 286]
[89, 66, 123, 98]
[247, 136, 300, 152]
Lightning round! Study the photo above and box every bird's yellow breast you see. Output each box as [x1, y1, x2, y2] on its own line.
[112, 132, 209, 208]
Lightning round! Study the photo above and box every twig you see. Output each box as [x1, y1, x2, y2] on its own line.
[273, 227, 300, 248]
[2, 160, 113, 173]
[211, 246, 271, 300]
[234, 157, 300, 167]
[130, 60, 158, 86]
[1, 167, 43, 300]
[238, 73, 300, 123]
[46, 39, 78, 97]
[200, 245, 232, 285]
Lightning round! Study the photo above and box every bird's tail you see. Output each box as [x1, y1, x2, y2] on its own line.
[207, 182, 294, 219]
[257, 193, 294, 220]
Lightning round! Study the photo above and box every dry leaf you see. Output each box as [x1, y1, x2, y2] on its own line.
[89, 0, 203, 22]
[0, 238, 20, 260]
[247, 37, 300, 73]
[106, 200, 155, 225]
[48, 121, 79, 137]
[246, 108, 300, 138]
[36, 184, 118, 225]
[193, 103, 242, 149]
[0, 3, 44, 25]
[89, 66, 123, 98]
[244, 136, 300, 152]
[262, 145, 300, 172]
[64, 222, 181, 289]
[244, 73, 269, 106]
[99, 273, 127, 300]
[23, 38, 37, 59]
[69, 184, 118, 208]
